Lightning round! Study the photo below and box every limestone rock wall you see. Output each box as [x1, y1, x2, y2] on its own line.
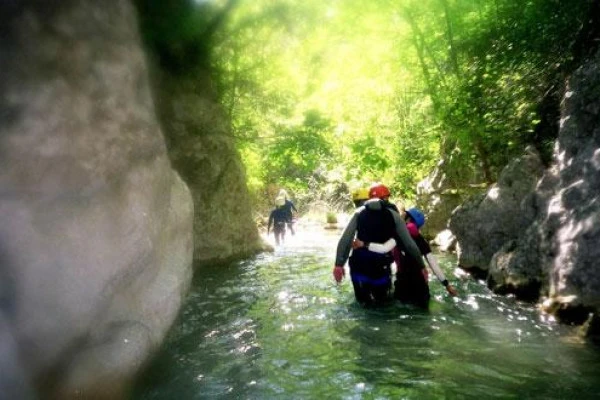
[541, 49, 600, 309]
[152, 69, 264, 265]
[448, 147, 545, 272]
[449, 50, 600, 329]
[0, 1, 193, 398]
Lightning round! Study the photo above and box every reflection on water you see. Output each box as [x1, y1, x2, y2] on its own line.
[134, 222, 600, 399]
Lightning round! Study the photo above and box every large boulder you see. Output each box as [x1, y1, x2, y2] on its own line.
[486, 169, 558, 300]
[488, 49, 600, 317]
[0, 1, 193, 398]
[448, 147, 545, 273]
[534, 50, 600, 319]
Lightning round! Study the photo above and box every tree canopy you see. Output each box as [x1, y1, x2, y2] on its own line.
[138, 0, 597, 212]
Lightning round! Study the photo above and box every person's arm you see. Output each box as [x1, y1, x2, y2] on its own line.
[353, 238, 397, 253]
[369, 238, 396, 253]
[334, 211, 359, 267]
[411, 233, 457, 295]
[425, 253, 458, 296]
[290, 201, 297, 213]
[389, 210, 426, 269]
[333, 211, 360, 282]
[424, 253, 446, 283]
[267, 212, 274, 234]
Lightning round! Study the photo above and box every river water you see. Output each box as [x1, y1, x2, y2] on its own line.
[133, 222, 600, 399]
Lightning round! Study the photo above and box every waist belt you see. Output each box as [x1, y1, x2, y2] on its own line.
[349, 248, 392, 277]
[351, 273, 391, 285]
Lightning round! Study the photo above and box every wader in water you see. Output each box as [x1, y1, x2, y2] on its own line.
[394, 227, 438, 308]
[268, 207, 288, 245]
[273, 221, 286, 245]
[394, 249, 430, 308]
[348, 203, 397, 306]
[334, 195, 428, 307]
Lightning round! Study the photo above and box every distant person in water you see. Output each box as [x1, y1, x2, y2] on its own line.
[268, 197, 288, 245]
[333, 183, 426, 307]
[277, 189, 297, 235]
[353, 207, 457, 308]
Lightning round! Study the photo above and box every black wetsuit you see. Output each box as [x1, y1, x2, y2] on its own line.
[394, 232, 432, 308]
[268, 207, 288, 245]
[281, 200, 297, 234]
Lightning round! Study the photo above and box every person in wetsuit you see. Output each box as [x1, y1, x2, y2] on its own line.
[332, 183, 426, 307]
[268, 197, 288, 245]
[353, 207, 458, 308]
[277, 189, 297, 235]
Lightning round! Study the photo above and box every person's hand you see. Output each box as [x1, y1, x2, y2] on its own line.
[352, 239, 365, 250]
[333, 265, 345, 283]
[446, 284, 458, 296]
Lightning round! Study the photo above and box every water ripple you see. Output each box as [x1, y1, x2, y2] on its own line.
[134, 226, 600, 400]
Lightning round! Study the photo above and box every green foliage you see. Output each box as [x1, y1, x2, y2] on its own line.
[349, 136, 390, 176]
[326, 212, 338, 224]
[142, 0, 594, 212]
[210, 0, 434, 206]
[264, 110, 333, 188]
[401, 0, 593, 181]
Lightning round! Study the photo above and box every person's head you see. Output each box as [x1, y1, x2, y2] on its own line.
[352, 187, 370, 208]
[275, 196, 285, 207]
[278, 189, 289, 200]
[368, 183, 391, 200]
[405, 208, 426, 228]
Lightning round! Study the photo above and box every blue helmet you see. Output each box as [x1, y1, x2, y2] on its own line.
[406, 208, 425, 228]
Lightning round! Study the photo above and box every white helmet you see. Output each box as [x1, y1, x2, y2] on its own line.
[278, 189, 289, 200]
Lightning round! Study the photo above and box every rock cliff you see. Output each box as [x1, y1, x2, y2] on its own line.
[0, 1, 195, 398]
[450, 50, 600, 336]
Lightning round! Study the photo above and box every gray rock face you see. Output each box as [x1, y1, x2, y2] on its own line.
[450, 49, 600, 321]
[487, 168, 558, 299]
[488, 51, 600, 312]
[153, 70, 263, 264]
[543, 50, 600, 309]
[0, 1, 193, 398]
[449, 147, 545, 271]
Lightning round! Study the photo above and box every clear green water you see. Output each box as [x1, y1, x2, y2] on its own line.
[133, 225, 600, 399]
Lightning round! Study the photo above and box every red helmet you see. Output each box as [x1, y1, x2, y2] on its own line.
[368, 183, 390, 199]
